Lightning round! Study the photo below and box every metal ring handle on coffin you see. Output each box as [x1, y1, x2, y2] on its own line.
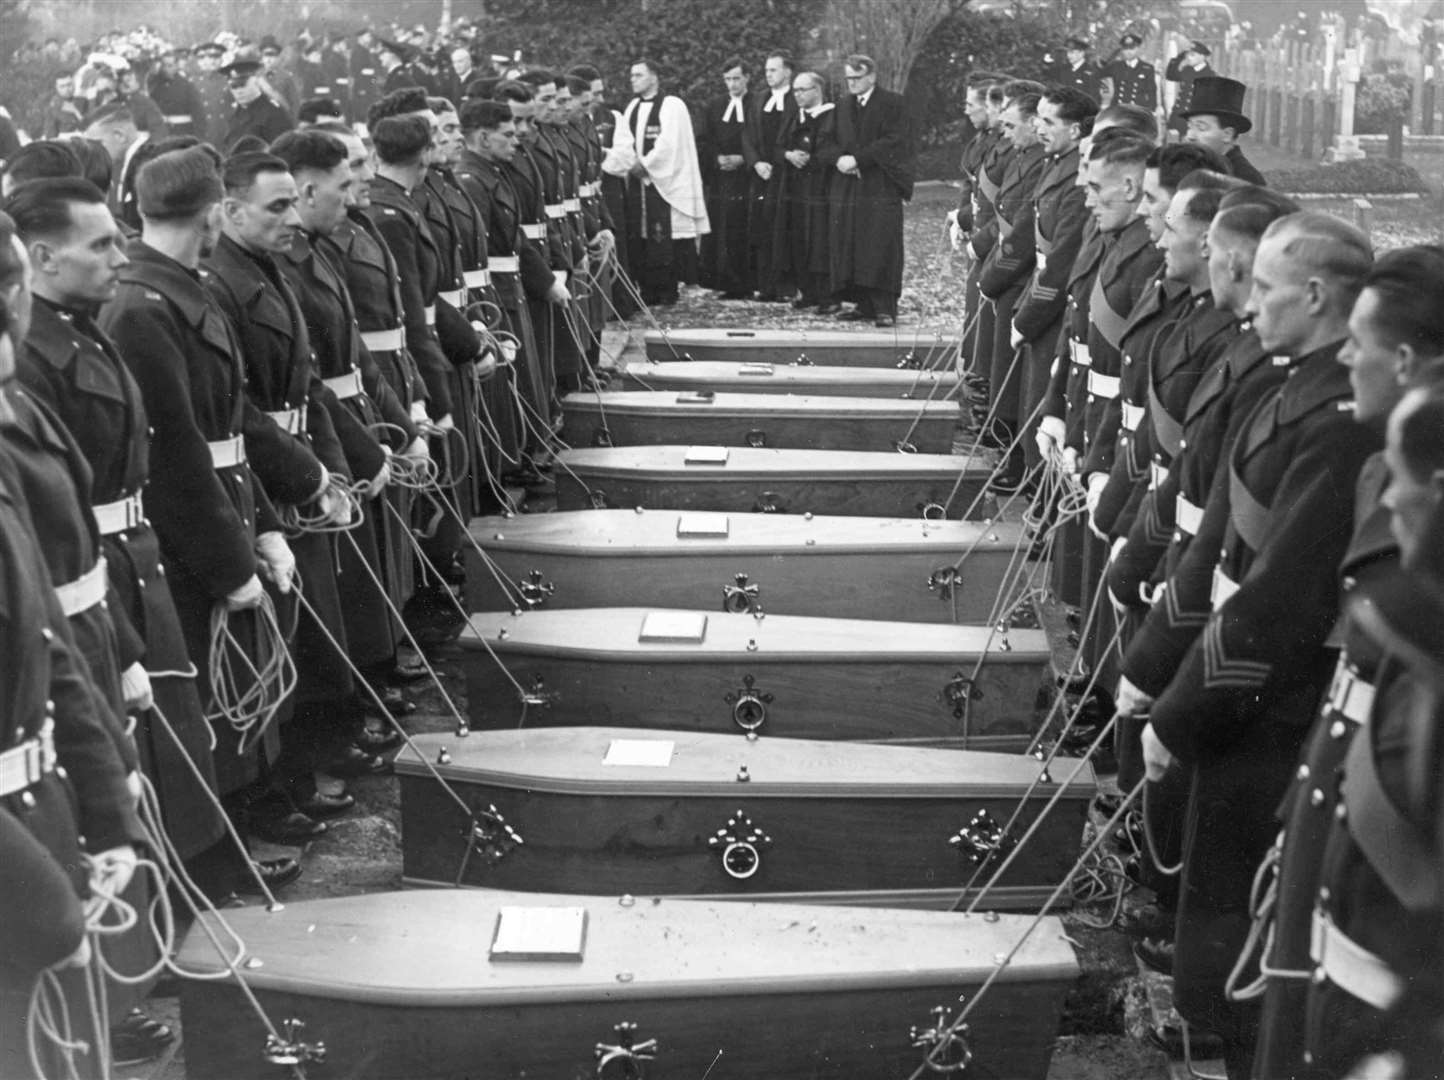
[595, 1021, 658, 1079]
[721, 573, 761, 615]
[708, 808, 772, 880]
[909, 1000, 974, 1074]
[752, 490, 787, 514]
[264, 1018, 327, 1067]
[724, 674, 773, 732]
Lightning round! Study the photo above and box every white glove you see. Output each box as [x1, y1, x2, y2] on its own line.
[1009, 323, 1025, 350]
[587, 228, 615, 259]
[1062, 447, 1081, 475]
[945, 208, 959, 228]
[1141, 722, 1176, 782]
[318, 484, 357, 526]
[254, 531, 296, 594]
[225, 574, 264, 611]
[409, 400, 429, 424]
[948, 220, 965, 251]
[1035, 415, 1066, 460]
[89, 844, 138, 898]
[473, 349, 497, 381]
[434, 413, 456, 432]
[124, 770, 142, 807]
[364, 462, 391, 499]
[310, 465, 332, 503]
[1116, 675, 1155, 717]
[967, 239, 981, 261]
[500, 338, 519, 364]
[120, 662, 153, 712]
[403, 435, 430, 461]
[1085, 473, 1109, 540]
[546, 273, 572, 304]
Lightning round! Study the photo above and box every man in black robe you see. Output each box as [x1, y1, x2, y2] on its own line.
[694, 57, 753, 299]
[774, 71, 837, 311]
[743, 52, 798, 301]
[817, 54, 914, 328]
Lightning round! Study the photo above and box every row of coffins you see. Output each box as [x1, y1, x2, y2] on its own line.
[178, 331, 1091, 1079]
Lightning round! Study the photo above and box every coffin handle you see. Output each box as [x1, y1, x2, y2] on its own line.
[745, 429, 767, 448]
[909, 1000, 973, 1074]
[752, 490, 786, 514]
[264, 1018, 327, 1068]
[595, 1021, 658, 1078]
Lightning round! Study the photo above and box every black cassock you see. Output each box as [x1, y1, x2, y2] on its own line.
[694, 92, 753, 295]
[817, 87, 914, 311]
[744, 90, 799, 297]
[773, 104, 838, 305]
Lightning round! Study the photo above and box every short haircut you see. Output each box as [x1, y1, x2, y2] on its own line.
[567, 63, 601, 82]
[721, 56, 745, 74]
[222, 151, 290, 197]
[459, 99, 513, 134]
[517, 69, 557, 89]
[464, 76, 500, 100]
[368, 86, 429, 127]
[3, 177, 107, 242]
[371, 114, 431, 166]
[427, 96, 457, 115]
[493, 79, 535, 105]
[1010, 92, 1042, 119]
[310, 121, 357, 141]
[967, 70, 1006, 88]
[844, 54, 876, 75]
[564, 74, 589, 96]
[1178, 185, 1228, 226]
[1177, 168, 1248, 195]
[631, 58, 659, 77]
[768, 52, 795, 71]
[227, 134, 271, 157]
[1041, 84, 1099, 127]
[986, 84, 1007, 108]
[270, 129, 348, 175]
[298, 96, 344, 124]
[1147, 143, 1230, 190]
[1359, 244, 1444, 357]
[1212, 188, 1300, 245]
[136, 145, 224, 221]
[1095, 103, 1158, 140]
[1262, 211, 1374, 311]
[1003, 79, 1045, 101]
[1090, 131, 1154, 168]
[793, 71, 825, 94]
[69, 138, 115, 193]
[2, 141, 83, 186]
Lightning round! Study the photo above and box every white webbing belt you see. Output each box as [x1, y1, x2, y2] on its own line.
[92, 492, 144, 536]
[361, 328, 405, 352]
[208, 435, 246, 469]
[323, 370, 363, 401]
[55, 557, 108, 618]
[1310, 909, 1404, 1011]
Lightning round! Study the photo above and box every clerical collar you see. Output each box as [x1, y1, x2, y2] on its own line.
[722, 96, 744, 123]
[763, 88, 788, 112]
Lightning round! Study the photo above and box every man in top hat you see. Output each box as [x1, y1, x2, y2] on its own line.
[221, 47, 295, 152]
[1182, 76, 1266, 185]
[1059, 37, 1102, 103]
[1101, 32, 1158, 111]
[191, 40, 231, 147]
[1165, 39, 1215, 140]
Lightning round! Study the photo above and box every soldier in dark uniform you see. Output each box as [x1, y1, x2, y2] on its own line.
[190, 41, 231, 148]
[206, 151, 389, 834]
[1182, 77, 1267, 187]
[377, 39, 420, 96]
[220, 48, 295, 153]
[5, 179, 265, 891]
[1059, 37, 1103, 103]
[743, 52, 798, 302]
[959, 78, 1011, 383]
[1246, 247, 1444, 1080]
[1165, 40, 1215, 140]
[1010, 85, 1096, 483]
[148, 47, 205, 139]
[1102, 32, 1159, 112]
[0, 284, 145, 1080]
[977, 87, 1045, 479]
[1138, 213, 1377, 1074]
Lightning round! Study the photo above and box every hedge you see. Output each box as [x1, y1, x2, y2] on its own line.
[1270, 157, 1429, 195]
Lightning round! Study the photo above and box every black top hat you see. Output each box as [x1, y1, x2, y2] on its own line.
[1065, 36, 1090, 52]
[1120, 32, 1143, 47]
[1187, 39, 1213, 57]
[1181, 75, 1252, 133]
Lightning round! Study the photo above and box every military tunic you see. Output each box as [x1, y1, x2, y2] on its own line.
[1102, 58, 1159, 110]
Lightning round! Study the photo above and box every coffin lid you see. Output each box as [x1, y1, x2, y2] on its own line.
[176, 888, 1078, 1006]
[561, 390, 961, 421]
[394, 727, 1096, 800]
[457, 607, 1050, 663]
[644, 327, 962, 351]
[469, 509, 1022, 557]
[625, 360, 959, 389]
[557, 445, 987, 481]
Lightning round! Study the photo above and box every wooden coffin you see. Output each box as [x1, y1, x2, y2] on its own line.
[456, 607, 1050, 749]
[178, 888, 1076, 1080]
[554, 445, 992, 520]
[464, 509, 1023, 625]
[613, 357, 960, 399]
[396, 727, 1096, 911]
[644, 326, 963, 370]
[560, 390, 960, 453]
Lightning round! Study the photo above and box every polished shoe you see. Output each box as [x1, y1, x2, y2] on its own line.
[814, 301, 842, 315]
[291, 787, 356, 819]
[237, 856, 303, 895]
[1134, 936, 1176, 977]
[247, 804, 326, 845]
[874, 314, 896, 328]
[111, 1008, 175, 1067]
[836, 307, 875, 322]
[355, 726, 403, 754]
[318, 745, 390, 779]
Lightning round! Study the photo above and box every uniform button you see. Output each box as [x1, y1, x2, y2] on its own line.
[41, 628, 54, 643]
[1297, 763, 1311, 780]
[1341, 575, 1357, 590]
[148, 426, 155, 436]
[1309, 788, 1325, 807]
[157, 564, 165, 577]
[1334, 803, 1347, 821]
[1330, 720, 1347, 739]
[20, 791, 36, 809]
[45, 699, 55, 715]
[1179, 438, 1187, 449]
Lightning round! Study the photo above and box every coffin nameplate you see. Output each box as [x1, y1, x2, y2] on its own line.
[489, 905, 588, 962]
[603, 739, 675, 767]
[675, 391, 716, 404]
[675, 512, 730, 538]
[639, 611, 708, 643]
[684, 445, 730, 465]
[737, 364, 774, 376]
